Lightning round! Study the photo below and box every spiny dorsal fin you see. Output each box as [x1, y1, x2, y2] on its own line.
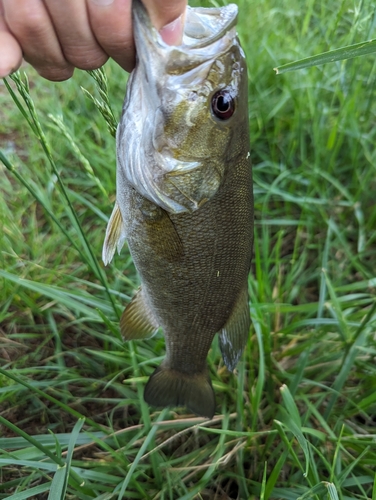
[121, 288, 160, 340]
[144, 364, 215, 418]
[102, 202, 126, 266]
[218, 282, 251, 372]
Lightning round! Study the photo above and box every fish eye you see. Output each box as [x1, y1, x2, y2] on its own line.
[211, 89, 235, 120]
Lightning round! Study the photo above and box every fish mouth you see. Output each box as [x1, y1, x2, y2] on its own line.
[132, 0, 238, 58]
[182, 5, 238, 49]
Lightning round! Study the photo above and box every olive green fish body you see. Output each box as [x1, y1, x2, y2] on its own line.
[103, 0, 253, 418]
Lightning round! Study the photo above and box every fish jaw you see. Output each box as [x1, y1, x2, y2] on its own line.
[116, 0, 247, 214]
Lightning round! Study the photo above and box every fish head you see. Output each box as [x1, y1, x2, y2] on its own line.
[117, 0, 249, 213]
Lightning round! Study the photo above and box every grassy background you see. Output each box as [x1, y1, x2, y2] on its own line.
[1, 0, 376, 498]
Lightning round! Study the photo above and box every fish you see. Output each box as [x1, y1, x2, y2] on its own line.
[102, 0, 253, 419]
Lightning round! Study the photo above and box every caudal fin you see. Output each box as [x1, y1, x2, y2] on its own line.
[144, 365, 216, 418]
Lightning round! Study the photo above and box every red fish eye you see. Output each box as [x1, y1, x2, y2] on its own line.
[211, 90, 235, 120]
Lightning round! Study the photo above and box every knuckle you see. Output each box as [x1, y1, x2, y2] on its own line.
[112, 52, 135, 73]
[64, 48, 108, 70]
[6, 6, 47, 38]
[92, 33, 134, 71]
[37, 66, 74, 82]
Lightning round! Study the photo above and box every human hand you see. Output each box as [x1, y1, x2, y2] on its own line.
[0, 0, 187, 81]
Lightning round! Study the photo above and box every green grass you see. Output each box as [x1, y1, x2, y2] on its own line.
[1, 0, 376, 498]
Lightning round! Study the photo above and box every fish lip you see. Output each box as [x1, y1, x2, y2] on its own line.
[182, 5, 238, 49]
[132, 0, 238, 51]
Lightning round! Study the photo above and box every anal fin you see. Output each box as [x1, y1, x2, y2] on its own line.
[219, 283, 251, 372]
[121, 288, 160, 340]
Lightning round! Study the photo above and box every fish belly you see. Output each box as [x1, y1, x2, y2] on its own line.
[122, 154, 253, 417]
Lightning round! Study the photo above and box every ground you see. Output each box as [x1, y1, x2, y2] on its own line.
[1, 0, 376, 499]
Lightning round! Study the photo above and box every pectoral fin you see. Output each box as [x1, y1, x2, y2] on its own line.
[120, 288, 160, 340]
[134, 193, 184, 262]
[219, 283, 251, 371]
[102, 202, 126, 266]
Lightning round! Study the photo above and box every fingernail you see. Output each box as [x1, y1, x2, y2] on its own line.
[90, 0, 114, 5]
[160, 15, 183, 46]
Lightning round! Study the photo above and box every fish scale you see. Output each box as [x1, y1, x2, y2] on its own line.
[103, 0, 253, 418]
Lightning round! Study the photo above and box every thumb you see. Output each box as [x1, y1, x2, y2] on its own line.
[141, 0, 187, 45]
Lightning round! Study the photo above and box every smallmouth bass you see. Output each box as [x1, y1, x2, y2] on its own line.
[103, 0, 253, 418]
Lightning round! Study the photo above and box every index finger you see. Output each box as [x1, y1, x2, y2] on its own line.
[87, 0, 134, 73]
[87, 0, 187, 74]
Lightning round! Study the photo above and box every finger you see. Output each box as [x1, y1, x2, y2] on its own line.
[142, 0, 187, 45]
[87, 0, 134, 73]
[3, 0, 73, 81]
[44, 0, 108, 70]
[142, 0, 187, 29]
[0, 3, 22, 78]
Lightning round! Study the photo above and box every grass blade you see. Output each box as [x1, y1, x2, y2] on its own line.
[275, 38, 376, 74]
[48, 419, 85, 500]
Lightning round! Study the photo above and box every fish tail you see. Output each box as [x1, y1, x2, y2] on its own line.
[144, 364, 216, 418]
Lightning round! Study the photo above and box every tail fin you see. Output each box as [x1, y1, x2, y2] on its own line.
[144, 365, 216, 418]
